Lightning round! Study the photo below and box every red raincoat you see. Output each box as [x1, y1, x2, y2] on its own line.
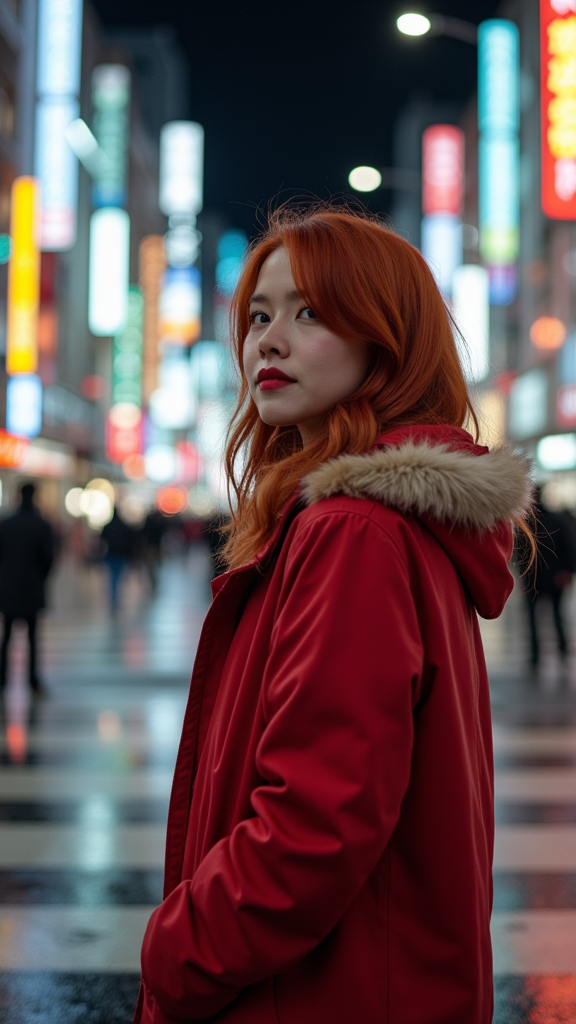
[135, 424, 530, 1024]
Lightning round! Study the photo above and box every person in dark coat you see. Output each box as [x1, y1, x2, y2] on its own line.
[0, 482, 54, 696]
[140, 509, 167, 592]
[521, 488, 576, 667]
[100, 507, 136, 612]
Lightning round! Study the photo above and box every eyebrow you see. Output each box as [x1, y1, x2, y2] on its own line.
[249, 289, 302, 304]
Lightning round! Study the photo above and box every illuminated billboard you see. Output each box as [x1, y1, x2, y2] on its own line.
[478, 19, 520, 303]
[421, 213, 462, 296]
[6, 375, 43, 438]
[422, 125, 464, 216]
[509, 369, 548, 439]
[89, 208, 130, 336]
[35, 0, 83, 251]
[111, 287, 144, 411]
[92, 65, 131, 209]
[540, 0, 576, 218]
[159, 122, 204, 217]
[37, 0, 83, 97]
[6, 178, 40, 375]
[452, 265, 490, 383]
[139, 235, 166, 401]
[159, 266, 201, 344]
[216, 230, 248, 297]
[35, 99, 79, 250]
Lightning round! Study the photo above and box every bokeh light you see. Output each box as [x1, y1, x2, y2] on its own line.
[65, 487, 84, 517]
[122, 453, 146, 480]
[530, 316, 566, 350]
[348, 166, 382, 192]
[157, 486, 188, 515]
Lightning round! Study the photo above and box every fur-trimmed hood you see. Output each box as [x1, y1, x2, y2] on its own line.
[301, 424, 532, 619]
[302, 426, 531, 532]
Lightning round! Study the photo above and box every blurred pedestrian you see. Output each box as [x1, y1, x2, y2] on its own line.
[100, 507, 135, 612]
[140, 509, 167, 592]
[520, 488, 576, 669]
[0, 482, 54, 697]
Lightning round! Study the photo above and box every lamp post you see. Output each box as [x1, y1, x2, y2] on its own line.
[396, 12, 478, 46]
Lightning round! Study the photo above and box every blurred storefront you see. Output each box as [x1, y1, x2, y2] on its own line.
[0, 1, 245, 533]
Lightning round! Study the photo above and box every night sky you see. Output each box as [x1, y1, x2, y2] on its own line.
[91, 0, 503, 234]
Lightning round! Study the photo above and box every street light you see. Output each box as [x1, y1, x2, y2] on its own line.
[396, 12, 478, 45]
[348, 166, 382, 192]
[396, 13, 431, 36]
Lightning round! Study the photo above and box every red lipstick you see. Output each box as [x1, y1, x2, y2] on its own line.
[257, 367, 297, 390]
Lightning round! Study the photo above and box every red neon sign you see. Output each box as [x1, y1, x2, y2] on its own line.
[106, 417, 142, 464]
[540, 0, 576, 218]
[0, 430, 28, 469]
[422, 125, 464, 216]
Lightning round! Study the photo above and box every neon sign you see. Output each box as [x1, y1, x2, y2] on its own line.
[540, 0, 576, 217]
[478, 20, 520, 303]
[6, 178, 40, 375]
[422, 125, 464, 216]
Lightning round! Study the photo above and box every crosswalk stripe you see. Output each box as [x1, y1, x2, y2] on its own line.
[0, 905, 153, 971]
[492, 909, 576, 974]
[0, 824, 166, 869]
[0, 770, 173, 800]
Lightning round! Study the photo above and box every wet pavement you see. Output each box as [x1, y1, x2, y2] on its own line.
[0, 548, 575, 1022]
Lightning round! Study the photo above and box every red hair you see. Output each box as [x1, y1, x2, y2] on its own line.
[223, 204, 477, 569]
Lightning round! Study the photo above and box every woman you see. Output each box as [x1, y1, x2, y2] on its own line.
[135, 206, 531, 1024]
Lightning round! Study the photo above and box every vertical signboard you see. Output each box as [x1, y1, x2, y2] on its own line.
[540, 0, 576, 218]
[422, 125, 464, 216]
[7, 178, 40, 375]
[478, 19, 520, 304]
[91, 65, 131, 209]
[452, 265, 490, 383]
[111, 287, 144, 411]
[421, 125, 464, 295]
[140, 235, 166, 401]
[159, 122, 204, 217]
[107, 287, 144, 464]
[34, 0, 83, 250]
[89, 207, 130, 336]
[159, 266, 202, 344]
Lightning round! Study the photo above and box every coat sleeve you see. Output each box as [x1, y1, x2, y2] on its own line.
[140, 508, 424, 1021]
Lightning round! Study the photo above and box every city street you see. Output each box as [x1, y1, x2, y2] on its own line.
[0, 550, 574, 1022]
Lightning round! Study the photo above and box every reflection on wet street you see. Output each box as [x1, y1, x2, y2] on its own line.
[0, 555, 576, 1022]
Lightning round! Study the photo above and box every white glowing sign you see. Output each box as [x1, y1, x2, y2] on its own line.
[6, 375, 43, 438]
[89, 208, 130, 336]
[35, 0, 83, 252]
[159, 122, 204, 217]
[421, 213, 462, 295]
[159, 267, 201, 344]
[452, 265, 490, 383]
[35, 99, 79, 250]
[509, 370, 548, 440]
[37, 0, 83, 97]
[537, 433, 576, 471]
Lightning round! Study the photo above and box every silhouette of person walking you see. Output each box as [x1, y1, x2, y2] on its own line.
[0, 483, 54, 696]
[100, 507, 135, 612]
[521, 488, 576, 669]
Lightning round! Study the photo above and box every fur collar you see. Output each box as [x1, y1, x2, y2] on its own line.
[301, 441, 532, 531]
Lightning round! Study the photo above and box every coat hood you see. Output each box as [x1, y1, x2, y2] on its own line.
[302, 424, 533, 619]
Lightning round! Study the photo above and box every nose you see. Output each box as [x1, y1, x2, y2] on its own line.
[257, 320, 290, 359]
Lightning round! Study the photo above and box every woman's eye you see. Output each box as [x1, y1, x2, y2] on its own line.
[249, 311, 270, 325]
[298, 308, 317, 320]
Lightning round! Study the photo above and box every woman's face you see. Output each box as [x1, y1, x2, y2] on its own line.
[243, 247, 371, 446]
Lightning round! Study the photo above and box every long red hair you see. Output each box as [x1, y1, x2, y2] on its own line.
[223, 204, 477, 569]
